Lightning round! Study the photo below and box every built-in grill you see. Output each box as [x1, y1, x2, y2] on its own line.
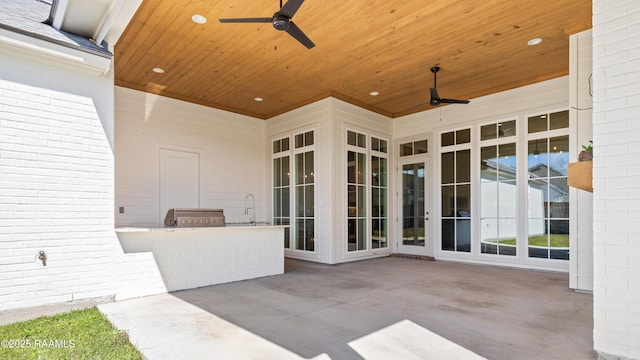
[164, 208, 225, 227]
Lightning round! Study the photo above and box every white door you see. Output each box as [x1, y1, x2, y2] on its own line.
[159, 149, 199, 225]
[397, 156, 432, 256]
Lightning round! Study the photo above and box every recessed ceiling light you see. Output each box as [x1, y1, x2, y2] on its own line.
[369, 91, 379, 96]
[527, 37, 542, 46]
[192, 14, 207, 24]
[152, 67, 165, 74]
[254, 97, 264, 102]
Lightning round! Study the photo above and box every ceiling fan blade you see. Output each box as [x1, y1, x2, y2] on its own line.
[439, 98, 470, 104]
[279, 0, 305, 18]
[429, 88, 440, 106]
[284, 21, 315, 49]
[219, 17, 273, 23]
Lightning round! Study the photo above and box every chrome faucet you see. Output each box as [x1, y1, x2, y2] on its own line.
[244, 193, 255, 225]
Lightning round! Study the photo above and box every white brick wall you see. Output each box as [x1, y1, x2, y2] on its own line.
[0, 48, 117, 311]
[592, 1, 640, 359]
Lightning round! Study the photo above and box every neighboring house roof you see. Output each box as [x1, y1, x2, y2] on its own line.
[0, 0, 112, 58]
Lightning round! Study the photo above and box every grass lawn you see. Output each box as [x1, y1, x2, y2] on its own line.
[0, 307, 142, 360]
[488, 234, 569, 247]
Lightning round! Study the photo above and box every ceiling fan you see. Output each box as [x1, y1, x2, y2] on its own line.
[429, 66, 470, 106]
[218, 0, 315, 49]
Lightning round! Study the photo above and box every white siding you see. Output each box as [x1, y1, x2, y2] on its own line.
[592, 1, 640, 359]
[114, 87, 265, 227]
[0, 42, 116, 311]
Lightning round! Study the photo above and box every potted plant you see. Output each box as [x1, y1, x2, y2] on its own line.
[578, 140, 593, 161]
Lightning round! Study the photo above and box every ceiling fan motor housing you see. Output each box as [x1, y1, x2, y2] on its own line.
[272, 14, 290, 30]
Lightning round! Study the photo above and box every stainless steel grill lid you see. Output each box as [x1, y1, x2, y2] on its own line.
[164, 208, 225, 227]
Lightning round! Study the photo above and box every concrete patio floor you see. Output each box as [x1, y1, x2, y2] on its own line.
[99, 257, 594, 360]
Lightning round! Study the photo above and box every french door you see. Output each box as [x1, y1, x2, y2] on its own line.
[397, 156, 432, 256]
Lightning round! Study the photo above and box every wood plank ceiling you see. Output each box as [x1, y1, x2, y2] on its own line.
[114, 0, 592, 119]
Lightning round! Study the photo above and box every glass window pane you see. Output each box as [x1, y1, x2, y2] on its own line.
[498, 218, 517, 256]
[498, 143, 517, 180]
[347, 151, 356, 184]
[380, 139, 387, 153]
[442, 219, 455, 250]
[549, 178, 569, 216]
[380, 188, 387, 217]
[348, 185, 356, 217]
[499, 120, 516, 137]
[481, 146, 497, 181]
[305, 131, 314, 146]
[282, 188, 290, 217]
[550, 110, 569, 130]
[371, 156, 380, 186]
[305, 185, 314, 217]
[273, 140, 281, 153]
[528, 139, 548, 175]
[348, 131, 357, 146]
[282, 156, 290, 186]
[456, 219, 471, 252]
[305, 219, 314, 251]
[414, 140, 428, 154]
[456, 129, 471, 144]
[371, 137, 379, 152]
[441, 132, 455, 147]
[400, 143, 413, 157]
[498, 181, 517, 216]
[481, 124, 497, 140]
[357, 219, 366, 250]
[441, 152, 454, 184]
[442, 185, 455, 217]
[296, 153, 304, 184]
[379, 158, 387, 187]
[528, 115, 547, 133]
[284, 221, 290, 248]
[274, 188, 281, 216]
[357, 186, 366, 217]
[273, 158, 281, 186]
[282, 137, 289, 151]
[357, 153, 366, 184]
[549, 136, 569, 176]
[296, 219, 305, 250]
[357, 133, 366, 148]
[372, 187, 380, 217]
[481, 218, 498, 254]
[295, 134, 304, 148]
[456, 150, 471, 183]
[457, 184, 471, 217]
[296, 186, 304, 217]
[305, 151, 314, 183]
[528, 179, 549, 218]
[481, 182, 498, 217]
[348, 219, 356, 251]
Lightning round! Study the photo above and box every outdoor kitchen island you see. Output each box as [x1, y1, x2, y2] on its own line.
[115, 225, 285, 292]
